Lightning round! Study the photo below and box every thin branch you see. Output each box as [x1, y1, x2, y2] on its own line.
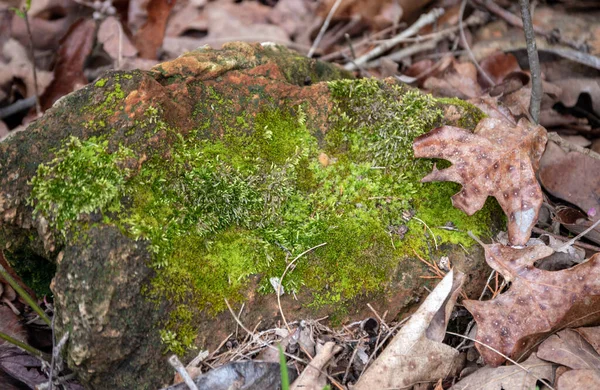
[459, 0, 494, 86]
[277, 243, 327, 332]
[518, 0, 542, 124]
[168, 355, 198, 390]
[532, 227, 600, 252]
[23, 9, 41, 117]
[308, 0, 344, 58]
[345, 8, 445, 70]
[0, 96, 36, 120]
[556, 217, 600, 252]
[547, 132, 600, 161]
[0, 331, 49, 362]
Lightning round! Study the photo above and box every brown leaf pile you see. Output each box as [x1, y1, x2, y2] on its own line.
[463, 243, 600, 366]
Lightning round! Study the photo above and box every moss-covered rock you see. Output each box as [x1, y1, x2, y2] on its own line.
[0, 42, 500, 389]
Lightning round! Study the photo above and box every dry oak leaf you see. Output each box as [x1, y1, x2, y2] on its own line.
[537, 328, 600, 389]
[463, 243, 600, 367]
[449, 353, 553, 390]
[413, 117, 547, 246]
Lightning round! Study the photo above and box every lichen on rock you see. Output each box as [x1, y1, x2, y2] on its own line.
[0, 42, 501, 389]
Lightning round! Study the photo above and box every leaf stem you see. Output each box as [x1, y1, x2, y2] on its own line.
[0, 331, 49, 362]
[0, 261, 52, 327]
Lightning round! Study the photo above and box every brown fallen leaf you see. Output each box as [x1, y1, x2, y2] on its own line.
[422, 58, 482, 99]
[463, 243, 600, 366]
[576, 326, 600, 353]
[449, 353, 553, 390]
[198, 1, 290, 48]
[38, 18, 95, 112]
[354, 270, 465, 389]
[479, 52, 521, 88]
[0, 39, 53, 101]
[414, 115, 547, 246]
[317, 0, 433, 28]
[537, 327, 600, 389]
[133, 0, 177, 59]
[554, 205, 600, 246]
[558, 369, 600, 390]
[538, 328, 600, 370]
[98, 17, 138, 62]
[539, 141, 600, 221]
[0, 306, 26, 348]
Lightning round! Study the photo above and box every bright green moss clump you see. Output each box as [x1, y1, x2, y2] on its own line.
[28, 77, 496, 353]
[29, 137, 133, 233]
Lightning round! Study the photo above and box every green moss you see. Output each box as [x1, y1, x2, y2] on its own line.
[436, 97, 486, 130]
[29, 136, 134, 233]
[88, 75, 128, 118]
[28, 76, 500, 354]
[326, 78, 443, 171]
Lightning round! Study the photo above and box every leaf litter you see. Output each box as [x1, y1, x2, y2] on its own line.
[3, 1, 600, 389]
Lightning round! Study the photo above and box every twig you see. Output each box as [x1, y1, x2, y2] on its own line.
[23, 9, 41, 117]
[366, 12, 486, 70]
[224, 298, 344, 390]
[459, 0, 494, 86]
[308, 0, 344, 58]
[321, 24, 400, 62]
[365, 40, 437, 69]
[344, 33, 356, 60]
[168, 355, 199, 390]
[48, 330, 69, 390]
[518, 0, 542, 123]
[532, 227, 600, 252]
[366, 303, 389, 332]
[342, 339, 362, 384]
[0, 331, 49, 362]
[0, 96, 36, 120]
[413, 217, 438, 250]
[277, 243, 327, 332]
[345, 8, 445, 70]
[556, 217, 600, 252]
[473, 0, 546, 36]
[547, 132, 600, 161]
[446, 331, 556, 390]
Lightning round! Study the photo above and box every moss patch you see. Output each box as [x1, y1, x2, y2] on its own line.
[29, 137, 133, 234]
[28, 76, 497, 353]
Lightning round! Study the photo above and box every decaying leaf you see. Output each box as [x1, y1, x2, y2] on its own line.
[422, 58, 482, 99]
[133, 0, 177, 59]
[354, 270, 465, 389]
[463, 243, 600, 366]
[290, 341, 341, 390]
[539, 140, 600, 221]
[414, 116, 547, 245]
[537, 327, 600, 389]
[449, 353, 553, 390]
[38, 18, 95, 112]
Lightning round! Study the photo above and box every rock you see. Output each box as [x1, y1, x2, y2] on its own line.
[0, 42, 498, 389]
